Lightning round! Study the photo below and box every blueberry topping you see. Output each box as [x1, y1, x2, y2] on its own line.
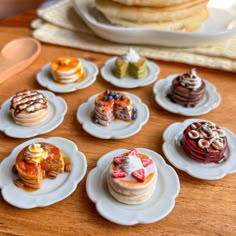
[98, 102, 103, 107]
[103, 96, 108, 101]
[108, 95, 113, 101]
[132, 112, 138, 120]
[120, 95, 126, 101]
[92, 117, 99, 124]
[132, 107, 137, 113]
[114, 93, 120, 100]
[105, 89, 110, 94]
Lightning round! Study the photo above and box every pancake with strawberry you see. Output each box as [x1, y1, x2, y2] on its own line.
[181, 121, 228, 163]
[107, 149, 157, 204]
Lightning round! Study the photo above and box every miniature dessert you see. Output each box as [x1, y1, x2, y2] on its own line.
[181, 121, 228, 163]
[13, 142, 71, 189]
[113, 48, 147, 79]
[10, 89, 49, 126]
[50, 57, 85, 84]
[107, 149, 157, 204]
[169, 68, 206, 107]
[92, 89, 137, 126]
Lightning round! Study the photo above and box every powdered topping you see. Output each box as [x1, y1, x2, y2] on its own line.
[179, 68, 202, 90]
[187, 122, 226, 150]
[123, 48, 140, 63]
[24, 143, 48, 164]
[10, 90, 48, 115]
[112, 149, 156, 182]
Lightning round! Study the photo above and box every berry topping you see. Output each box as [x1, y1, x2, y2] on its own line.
[97, 102, 103, 107]
[112, 168, 127, 178]
[105, 89, 110, 94]
[108, 95, 113, 101]
[92, 117, 99, 124]
[114, 93, 120, 100]
[132, 112, 137, 120]
[127, 149, 138, 156]
[120, 95, 126, 101]
[188, 130, 200, 139]
[141, 158, 153, 167]
[113, 155, 126, 165]
[132, 169, 145, 182]
[102, 96, 108, 101]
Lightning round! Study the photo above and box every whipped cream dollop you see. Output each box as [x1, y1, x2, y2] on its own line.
[25, 143, 48, 163]
[121, 154, 143, 175]
[179, 68, 202, 90]
[123, 48, 140, 63]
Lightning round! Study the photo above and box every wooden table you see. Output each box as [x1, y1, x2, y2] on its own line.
[0, 10, 235, 236]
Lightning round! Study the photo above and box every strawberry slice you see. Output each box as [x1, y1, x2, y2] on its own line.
[113, 155, 126, 165]
[132, 168, 145, 182]
[127, 149, 138, 156]
[112, 168, 127, 178]
[141, 158, 153, 167]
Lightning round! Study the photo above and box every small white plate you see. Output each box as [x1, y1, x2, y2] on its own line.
[100, 57, 160, 88]
[36, 58, 98, 93]
[0, 137, 87, 209]
[0, 90, 67, 138]
[73, 0, 236, 47]
[153, 75, 221, 116]
[86, 148, 180, 225]
[162, 119, 236, 180]
[76, 92, 149, 139]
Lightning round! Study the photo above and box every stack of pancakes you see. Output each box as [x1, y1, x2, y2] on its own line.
[10, 89, 49, 126]
[50, 57, 85, 84]
[107, 149, 157, 204]
[181, 121, 228, 163]
[96, 0, 209, 31]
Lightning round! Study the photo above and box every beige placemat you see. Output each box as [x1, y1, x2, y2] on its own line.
[32, 0, 236, 73]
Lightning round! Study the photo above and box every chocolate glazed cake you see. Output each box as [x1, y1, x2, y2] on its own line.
[169, 69, 206, 107]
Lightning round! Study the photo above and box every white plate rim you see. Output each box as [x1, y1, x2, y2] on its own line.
[86, 148, 180, 225]
[162, 118, 236, 180]
[36, 58, 98, 93]
[0, 137, 87, 209]
[153, 74, 221, 116]
[73, 0, 236, 47]
[0, 90, 67, 138]
[101, 57, 160, 88]
[76, 92, 149, 139]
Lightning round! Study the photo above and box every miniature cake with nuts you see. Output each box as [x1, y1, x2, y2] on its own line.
[13, 143, 72, 189]
[169, 68, 206, 107]
[113, 48, 147, 79]
[10, 89, 49, 127]
[50, 57, 85, 84]
[107, 149, 157, 204]
[92, 89, 137, 126]
[181, 121, 228, 163]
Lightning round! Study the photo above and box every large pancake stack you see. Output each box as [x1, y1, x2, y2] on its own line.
[95, 0, 209, 31]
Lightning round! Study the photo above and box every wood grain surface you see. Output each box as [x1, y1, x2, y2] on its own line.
[0, 11, 235, 236]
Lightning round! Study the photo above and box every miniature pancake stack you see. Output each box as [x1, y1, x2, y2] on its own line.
[181, 121, 228, 163]
[14, 143, 65, 189]
[169, 68, 206, 107]
[107, 149, 157, 204]
[10, 89, 49, 126]
[50, 57, 85, 84]
[95, 0, 209, 31]
[113, 48, 147, 79]
[93, 89, 137, 126]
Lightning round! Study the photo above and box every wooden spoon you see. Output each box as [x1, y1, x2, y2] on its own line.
[0, 37, 41, 85]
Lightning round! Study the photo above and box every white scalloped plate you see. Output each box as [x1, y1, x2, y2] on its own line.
[36, 58, 98, 93]
[76, 92, 149, 139]
[153, 75, 221, 116]
[162, 119, 236, 180]
[73, 0, 236, 47]
[0, 90, 67, 138]
[0, 137, 87, 209]
[100, 57, 160, 88]
[86, 148, 180, 225]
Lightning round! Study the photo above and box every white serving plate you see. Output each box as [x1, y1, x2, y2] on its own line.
[101, 57, 160, 88]
[86, 148, 180, 225]
[73, 0, 236, 47]
[0, 137, 87, 209]
[153, 75, 221, 116]
[76, 92, 149, 139]
[162, 119, 236, 180]
[36, 58, 98, 93]
[0, 90, 67, 138]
